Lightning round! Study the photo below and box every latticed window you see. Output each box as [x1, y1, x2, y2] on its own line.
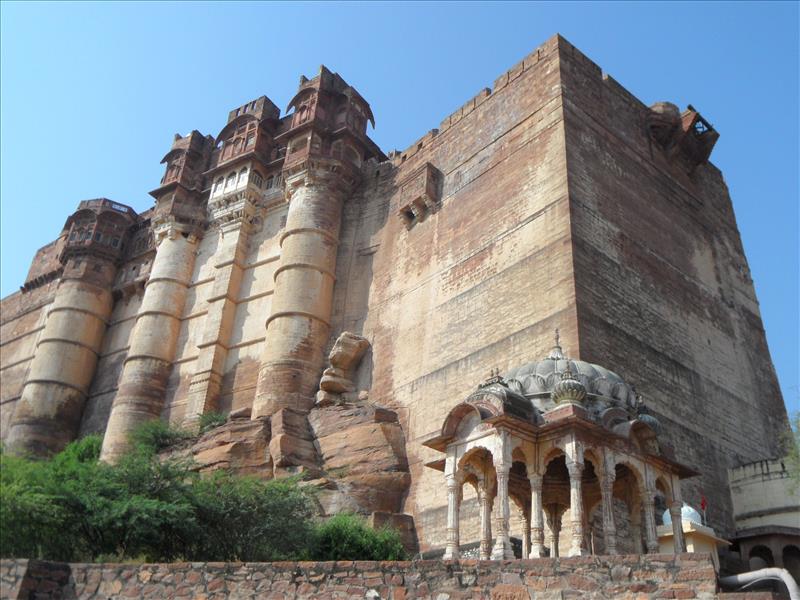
[222, 121, 257, 160]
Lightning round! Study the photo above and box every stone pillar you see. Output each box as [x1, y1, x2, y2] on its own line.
[443, 474, 461, 560]
[669, 501, 686, 553]
[523, 514, 531, 559]
[7, 257, 116, 456]
[100, 227, 198, 462]
[600, 470, 618, 555]
[630, 499, 643, 554]
[546, 506, 562, 558]
[567, 460, 586, 556]
[184, 196, 254, 429]
[529, 473, 545, 558]
[491, 462, 514, 559]
[252, 165, 352, 420]
[478, 487, 493, 560]
[641, 488, 660, 554]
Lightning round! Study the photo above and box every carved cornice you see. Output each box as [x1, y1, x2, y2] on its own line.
[283, 157, 361, 200]
[207, 189, 261, 234]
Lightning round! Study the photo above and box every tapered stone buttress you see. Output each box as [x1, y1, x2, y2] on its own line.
[252, 165, 351, 419]
[6, 262, 115, 456]
[100, 228, 198, 462]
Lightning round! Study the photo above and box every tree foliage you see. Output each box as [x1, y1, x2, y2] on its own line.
[0, 423, 406, 563]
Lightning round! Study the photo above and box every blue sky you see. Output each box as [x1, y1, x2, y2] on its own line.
[1, 1, 797, 414]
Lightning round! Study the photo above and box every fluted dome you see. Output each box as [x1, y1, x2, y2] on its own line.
[551, 367, 587, 405]
[504, 339, 637, 408]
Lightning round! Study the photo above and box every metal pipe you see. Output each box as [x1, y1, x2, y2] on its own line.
[719, 568, 799, 600]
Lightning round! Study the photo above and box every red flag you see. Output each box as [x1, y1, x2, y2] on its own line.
[700, 495, 707, 511]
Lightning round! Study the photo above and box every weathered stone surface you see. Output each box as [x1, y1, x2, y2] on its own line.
[0, 554, 724, 599]
[308, 402, 411, 516]
[183, 416, 271, 477]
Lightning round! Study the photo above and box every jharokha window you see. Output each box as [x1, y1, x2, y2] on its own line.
[222, 121, 257, 161]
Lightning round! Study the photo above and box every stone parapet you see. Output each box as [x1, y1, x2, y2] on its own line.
[0, 553, 722, 599]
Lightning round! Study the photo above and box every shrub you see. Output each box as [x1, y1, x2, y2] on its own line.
[0, 426, 318, 563]
[311, 513, 407, 561]
[198, 411, 227, 434]
[190, 473, 316, 561]
[129, 420, 192, 454]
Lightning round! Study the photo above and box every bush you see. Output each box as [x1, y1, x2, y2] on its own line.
[311, 514, 407, 561]
[191, 473, 316, 561]
[129, 420, 192, 454]
[1, 425, 407, 563]
[0, 426, 317, 563]
[198, 411, 227, 434]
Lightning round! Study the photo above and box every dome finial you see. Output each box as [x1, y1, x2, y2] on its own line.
[547, 328, 564, 360]
[551, 362, 586, 405]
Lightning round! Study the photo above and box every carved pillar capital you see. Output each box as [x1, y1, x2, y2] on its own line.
[567, 459, 584, 480]
[528, 472, 544, 491]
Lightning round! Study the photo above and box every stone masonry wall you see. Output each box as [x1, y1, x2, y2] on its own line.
[558, 37, 788, 537]
[331, 34, 578, 550]
[1, 553, 722, 599]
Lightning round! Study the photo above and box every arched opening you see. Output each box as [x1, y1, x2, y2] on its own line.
[542, 454, 569, 557]
[654, 476, 673, 526]
[613, 463, 645, 554]
[783, 544, 800, 584]
[749, 544, 775, 569]
[508, 456, 530, 558]
[452, 446, 496, 560]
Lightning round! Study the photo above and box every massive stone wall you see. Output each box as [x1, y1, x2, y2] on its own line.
[0, 34, 787, 552]
[556, 38, 788, 536]
[331, 35, 578, 549]
[0, 554, 723, 599]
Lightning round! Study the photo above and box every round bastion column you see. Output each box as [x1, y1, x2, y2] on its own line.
[7, 256, 116, 456]
[252, 163, 352, 418]
[100, 225, 199, 462]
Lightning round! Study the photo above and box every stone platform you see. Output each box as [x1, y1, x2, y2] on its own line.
[0, 553, 737, 599]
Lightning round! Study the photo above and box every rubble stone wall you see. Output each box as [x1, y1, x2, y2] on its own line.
[1, 553, 721, 599]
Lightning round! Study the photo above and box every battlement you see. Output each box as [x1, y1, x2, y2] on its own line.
[227, 95, 280, 123]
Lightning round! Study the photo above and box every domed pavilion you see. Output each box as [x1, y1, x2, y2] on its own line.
[423, 332, 697, 560]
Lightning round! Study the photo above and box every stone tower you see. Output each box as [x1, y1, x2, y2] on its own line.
[6, 200, 137, 456]
[0, 35, 788, 548]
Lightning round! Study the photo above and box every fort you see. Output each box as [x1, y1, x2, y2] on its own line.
[0, 34, 795, 575]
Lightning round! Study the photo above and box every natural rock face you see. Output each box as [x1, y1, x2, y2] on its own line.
[167, 395, 415, 547]
[181, 414, 272, 477]
[308, 402, 411, 516]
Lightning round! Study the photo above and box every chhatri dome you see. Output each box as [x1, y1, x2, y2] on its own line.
[504, 330, 647, 427]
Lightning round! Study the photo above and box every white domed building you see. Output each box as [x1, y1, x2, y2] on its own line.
[424, 333, 697, 559]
